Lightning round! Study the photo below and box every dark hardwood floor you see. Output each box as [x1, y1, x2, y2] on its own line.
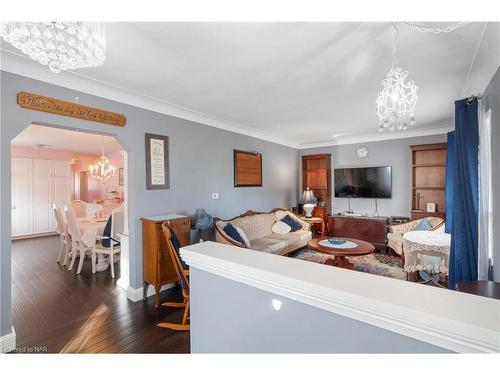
[11, 235, 190, 353]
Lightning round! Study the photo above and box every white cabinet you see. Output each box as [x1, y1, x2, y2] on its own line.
[11, 158, 71, 237]
[12, 158, 33, 237]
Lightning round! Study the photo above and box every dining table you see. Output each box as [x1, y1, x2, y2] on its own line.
[77, 216, 111, 272]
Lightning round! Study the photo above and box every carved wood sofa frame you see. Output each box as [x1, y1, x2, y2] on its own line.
[214, 208, 311, 256]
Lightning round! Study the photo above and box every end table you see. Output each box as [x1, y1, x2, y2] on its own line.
[298, 216, 326, 237]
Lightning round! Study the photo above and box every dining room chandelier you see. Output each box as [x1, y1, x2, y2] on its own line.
[0, 22, 105, 73]
[89, 137, 116, 183]
[376, 22, 418, 132]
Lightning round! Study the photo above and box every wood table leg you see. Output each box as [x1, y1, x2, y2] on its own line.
[324, 255, 354, 270]
[155, 285, 161, 308]
[143, 282, 148, 301]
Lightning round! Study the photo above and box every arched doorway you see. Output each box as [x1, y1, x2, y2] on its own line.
[9, 122, 133, 351]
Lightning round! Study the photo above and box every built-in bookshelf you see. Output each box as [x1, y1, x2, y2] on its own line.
[410, 143, 447, 220]
[301, 154, 331, 215]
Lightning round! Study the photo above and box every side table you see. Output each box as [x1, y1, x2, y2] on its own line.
[298, 216, 326, 237]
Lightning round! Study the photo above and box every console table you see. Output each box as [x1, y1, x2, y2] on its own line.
[328, 215, 389, 251]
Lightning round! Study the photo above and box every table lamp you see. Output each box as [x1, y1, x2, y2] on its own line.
[301, 188, 317, 218]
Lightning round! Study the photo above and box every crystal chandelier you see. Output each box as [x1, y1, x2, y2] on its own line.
[88, 137, 116, 183]
[0, 22, 105, 73]
[376, 23, 418, 132]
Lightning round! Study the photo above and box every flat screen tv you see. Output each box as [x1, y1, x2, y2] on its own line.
[334, 166, 392, 198]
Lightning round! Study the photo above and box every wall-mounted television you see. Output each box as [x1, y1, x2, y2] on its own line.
[334, 166, 392, 198]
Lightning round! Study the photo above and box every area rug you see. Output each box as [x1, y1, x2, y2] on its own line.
[292, 248, 406, 281]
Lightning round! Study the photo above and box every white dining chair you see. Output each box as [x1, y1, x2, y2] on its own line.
[92, 206, 124, 278]
[52, 203, 71, 266]
[65, 206, 92, 274]
[71, 200, 88, 218]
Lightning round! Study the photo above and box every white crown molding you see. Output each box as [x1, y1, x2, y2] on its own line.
[1, 50, 453, 150]
[297, 124, 453, 149]
[0, 50, 299, 149]
[0, 327, 16, 353]
[181, 242, 500, 353]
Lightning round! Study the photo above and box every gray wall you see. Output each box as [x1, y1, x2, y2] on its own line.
[0, 71, 298, 336]
[483, 67, 500, 282]
[299, 134, 447, 217]
[190, 268, 450, 353]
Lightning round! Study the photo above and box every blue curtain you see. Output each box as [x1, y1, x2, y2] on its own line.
[448, 98, 479, 289]
[445, 132, 455, 234]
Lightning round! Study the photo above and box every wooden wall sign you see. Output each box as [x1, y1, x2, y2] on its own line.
[234, 149, 262, 187]
[16, 91, 126, 127]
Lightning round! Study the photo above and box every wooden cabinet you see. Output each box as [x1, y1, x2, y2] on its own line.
[328, 215, 389, 251]
[141, 214, 191, 308]
[302, 154, 332, 215]
[410, 143, 447, 220]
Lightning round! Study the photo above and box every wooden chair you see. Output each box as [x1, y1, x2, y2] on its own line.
[92, 206, 124, 278]
[71, 200, 88, 218]
[53, 203, 71, 266]
[65, 206, 93, 274]
[157, 221, 190, 331]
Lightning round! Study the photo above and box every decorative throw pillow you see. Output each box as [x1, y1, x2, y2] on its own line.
[272, 220, 292, 235]
[411, 218, 433, 231]
[223, 223, 246, 246]
[235, 226, 251, 248]
[281, 214, 302, 232]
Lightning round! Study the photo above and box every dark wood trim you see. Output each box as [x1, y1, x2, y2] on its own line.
[410, 143, 447, 151]
[214, 207, 298, 223]
[145, 133, 170, 190]
[301, 153, 332, 160]
[233, 149, 262, 187]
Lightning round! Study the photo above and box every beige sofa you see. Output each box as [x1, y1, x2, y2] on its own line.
[387, 217, 445, 258]
[215, 209, 312, 256]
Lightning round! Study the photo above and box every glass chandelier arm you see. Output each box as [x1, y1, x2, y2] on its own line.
[391, 22, 399, 68]
[403, 21, 471, 34]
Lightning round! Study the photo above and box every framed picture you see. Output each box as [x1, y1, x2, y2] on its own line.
[426, 202, 436, 213]
[234, 149, 262, 187]
[145, 133, 170, 190]
[118, 167, 124, 186]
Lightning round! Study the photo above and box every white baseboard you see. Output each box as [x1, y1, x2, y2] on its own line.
[0, 327, 16, 353]
[126, 283, 176, 302]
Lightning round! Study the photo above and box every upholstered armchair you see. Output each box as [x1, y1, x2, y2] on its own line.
[387, 217, 445, 258]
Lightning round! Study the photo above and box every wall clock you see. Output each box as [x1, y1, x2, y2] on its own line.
[356, 146, 368, 158]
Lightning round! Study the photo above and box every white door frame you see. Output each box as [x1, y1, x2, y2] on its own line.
[10, 122, 132, 292]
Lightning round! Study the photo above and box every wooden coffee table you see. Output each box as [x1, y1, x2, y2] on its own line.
[307, 237, 375, 270]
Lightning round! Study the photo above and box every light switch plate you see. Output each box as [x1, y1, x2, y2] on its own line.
[211, 193, 220, 200]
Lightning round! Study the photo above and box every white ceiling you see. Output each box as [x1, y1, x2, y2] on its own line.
[11, 124, 122, 155]
[2, 22, 499, 148]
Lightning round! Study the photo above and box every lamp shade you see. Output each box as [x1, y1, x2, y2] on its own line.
[301, 188, 317, 204]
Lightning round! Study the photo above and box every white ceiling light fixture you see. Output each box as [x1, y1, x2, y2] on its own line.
[0, 22, 105, 73]
[88, 136, 116, 183]
[376, 22, 418, 132]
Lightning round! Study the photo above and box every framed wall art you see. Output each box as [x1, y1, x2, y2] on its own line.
[233, 149, 262, 187]
[145, 133, 170, 190]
